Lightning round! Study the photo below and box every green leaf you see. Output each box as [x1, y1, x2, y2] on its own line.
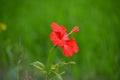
[68, 61, 76, 65]
[32, 61, 46, 74]
[32, 61, 45, 68]
[54, 72, 63, 80]
[58, 61, 76, 67]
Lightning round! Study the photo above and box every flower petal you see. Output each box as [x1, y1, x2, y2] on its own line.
[51, 22, 66, 36]
[66, 39, 79, 53]
[62, 45, 73, 57]
[50, 32, 65, 46]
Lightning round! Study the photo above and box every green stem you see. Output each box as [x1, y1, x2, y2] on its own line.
[45, 45, 56, 80]
[47, 44, 56, 69]
[45, 74, 49, 80]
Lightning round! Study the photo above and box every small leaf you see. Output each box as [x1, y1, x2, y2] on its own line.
[51, 65, 56, 71]
[32, 61, 46, 74]
[54, 72, 63, 80]
[32, 61, 45, 68]
[59, 72, 65, 75]
[58, 62, 67, 67]
[68, 61, 76, 65]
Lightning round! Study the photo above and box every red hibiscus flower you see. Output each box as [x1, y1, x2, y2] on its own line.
[50, 22, 79, 57]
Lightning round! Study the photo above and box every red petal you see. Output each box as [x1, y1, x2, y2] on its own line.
[62, 45, 73, 57]
[51, 22, 61, 31]
[50, 32, 65, 46]
[62, 34, 69, 41]
[51, 22, 66, 36]
[66, 39, 79, 53]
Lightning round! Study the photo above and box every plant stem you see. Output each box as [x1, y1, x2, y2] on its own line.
[46, 45, 56, 80]
[45, 74, 48, 80]
[47, 44, 56, 68]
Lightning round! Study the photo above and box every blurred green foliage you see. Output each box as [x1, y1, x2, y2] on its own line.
[0, 0, 120, 80]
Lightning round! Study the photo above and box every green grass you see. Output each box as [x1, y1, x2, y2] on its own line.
[0, 0, 120, 80]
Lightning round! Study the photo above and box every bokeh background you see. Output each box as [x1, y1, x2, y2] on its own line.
[0, 0, 120, 80]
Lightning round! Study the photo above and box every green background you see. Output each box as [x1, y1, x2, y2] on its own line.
[0, 0, 120, 80]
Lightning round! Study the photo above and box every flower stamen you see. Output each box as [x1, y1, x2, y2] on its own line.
[68, 26, 79, 36]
